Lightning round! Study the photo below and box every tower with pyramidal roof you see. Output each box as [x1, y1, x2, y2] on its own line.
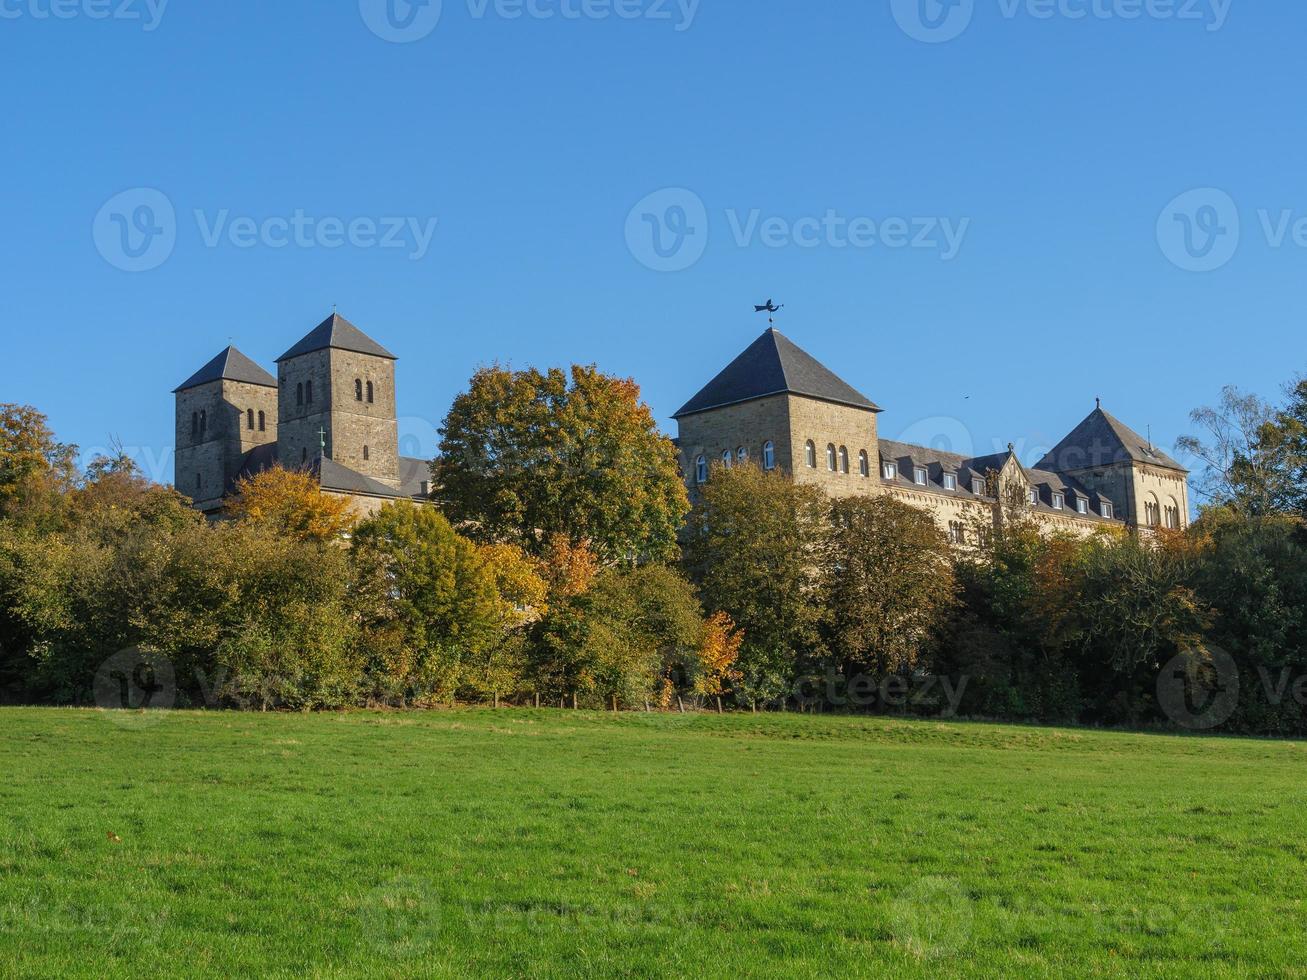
[676, 326, 1189, 540]
[173, 313, 430, 516]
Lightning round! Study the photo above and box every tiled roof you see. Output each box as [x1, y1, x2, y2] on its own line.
[174, 346, 276, 393]
[1037, 406, 1185, 473]
[674, 328, 880, 418]
[877, 438, 1123, 524]
[276, 313, 397, 363]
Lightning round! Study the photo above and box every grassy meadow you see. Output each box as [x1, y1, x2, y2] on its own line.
[2, 707, 1306, 978]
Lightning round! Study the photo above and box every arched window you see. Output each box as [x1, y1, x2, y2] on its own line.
[297, 382, 304, 406]
[1165, 499, 1181, 529]
[695, 455, 707, 484]
[305, 381, 313, 404]
[196, 472, 202, 491]
[736, 447, 748, 465]
[191, 411, 198, 436]
[721, 450, 733, 469]
[826, 444, 837, 472]
[363, 445, 370, 461]
[258, 411, 265, 432]
[1144, 497, 1160, 527]
[366, 381, 375, 404]
[838, 446, 849, 474]
[859, 450, 869, 477]
[805, 441, 817, 468]
[301, 447, 308, 464]
[199, 410, 207, 434]
[355, 379, 363, 401]
[247, 408, 255, 431]
[763, 441, 776, 471]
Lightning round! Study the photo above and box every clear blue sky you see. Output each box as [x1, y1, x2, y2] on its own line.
[2, 0, 1302, 486]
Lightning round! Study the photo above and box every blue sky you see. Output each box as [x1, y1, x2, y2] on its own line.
[2, 0, 1302, 491]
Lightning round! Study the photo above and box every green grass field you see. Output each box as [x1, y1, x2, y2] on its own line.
[3, 708, 1306, 978]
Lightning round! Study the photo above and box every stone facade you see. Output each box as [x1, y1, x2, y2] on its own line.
[676, 328, 1190, 543]
[174, 378, 277, 513]
[173, 314, 424, 516]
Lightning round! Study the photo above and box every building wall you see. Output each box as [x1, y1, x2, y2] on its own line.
[325, 349, 400, 488]
[785, 396, 880, 499]
[175, 379, 277, 511]
[277, 348, 332, 470]
[678, 395, 793, 493]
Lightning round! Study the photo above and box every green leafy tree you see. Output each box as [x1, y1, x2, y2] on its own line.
[682, 464, 828, 706]
[0, 403, 76, 524]
[351, 502, 503, 704]
[435, 364, 688, 565]
[823, 495, 958, 678]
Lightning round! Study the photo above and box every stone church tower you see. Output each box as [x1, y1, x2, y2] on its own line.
[173, 347, 278, 513]
[274, 313, 401, 489]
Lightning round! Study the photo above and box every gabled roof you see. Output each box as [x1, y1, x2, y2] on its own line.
[173, 346, 277, 393]
[673, 328, 880, 419]
[276, 313, 397, 363]
[1036, 405, 1186, 473]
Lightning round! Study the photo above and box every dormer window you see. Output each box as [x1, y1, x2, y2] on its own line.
[1029, 487, 1039, 507]
[1052, 492, 1065, 511]
[1102, 500, 1114, 520]
[883, 461, 897, 480]
[972, 478, 986, 496]
[1076, 497, 1088, 515]
[943, 472, 957, 491]
[913, 466, 928, 486]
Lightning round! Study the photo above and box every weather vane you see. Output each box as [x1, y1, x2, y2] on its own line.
[754, 298, 784, 327]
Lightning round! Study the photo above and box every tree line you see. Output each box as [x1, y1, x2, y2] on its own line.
[2, 367, 1306, 732]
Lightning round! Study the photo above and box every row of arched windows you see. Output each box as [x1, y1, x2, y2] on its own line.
[246, 409, 267, 432]
[355, 379, 375, 404]
[190, 410, 207, 437]
[693, 441, 778, 484]
[296, 381, 314, 406]
[804, 440, 871, 478]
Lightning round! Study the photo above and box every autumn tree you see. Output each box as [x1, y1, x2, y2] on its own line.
[435, 364, 689, 565]
[0, 403, 76, 523]
[228, 466, 355, 542]
[683, 464, 828, 706]
[691, 612, 743, 706]
[823, 495, 957, 677]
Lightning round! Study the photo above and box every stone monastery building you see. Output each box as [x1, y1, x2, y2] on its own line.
[175, 313, 1189, 540]
[674, 328, 1190, 541]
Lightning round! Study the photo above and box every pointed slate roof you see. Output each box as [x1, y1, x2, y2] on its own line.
[1036, 406, 1186, 473]
[674, 328, 880, 418]
[173, 346, 277, 393]
[276, 313, 397, 363]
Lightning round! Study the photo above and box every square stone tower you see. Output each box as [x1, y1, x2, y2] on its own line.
[1035, 403, 1190, 532]
[674, 327, 882, 499]
[275, 313, 401, 488]
[173, 347, 278, 511]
